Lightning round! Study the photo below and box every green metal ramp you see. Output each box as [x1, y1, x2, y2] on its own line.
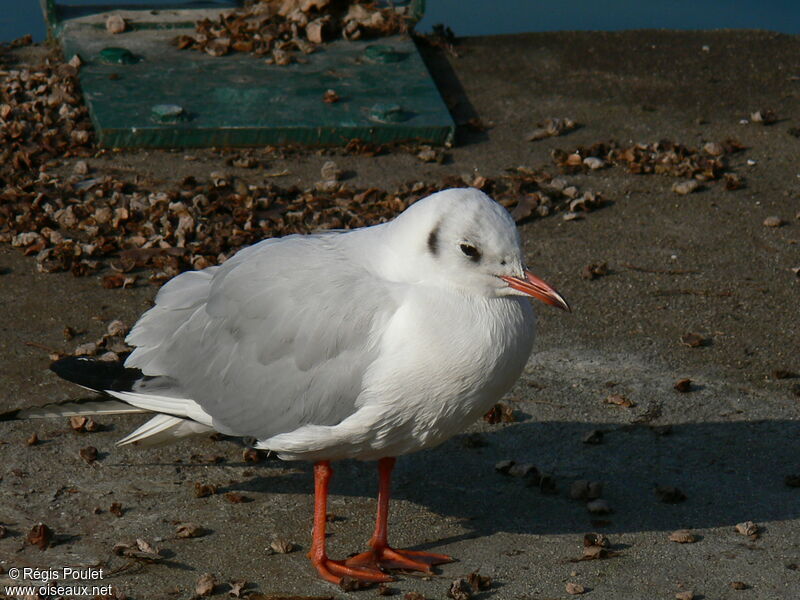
[42, 1, 455, 148]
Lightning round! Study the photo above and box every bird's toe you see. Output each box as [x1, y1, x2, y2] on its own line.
[345, 546, 454, 573]
[311, 556, 394, 585]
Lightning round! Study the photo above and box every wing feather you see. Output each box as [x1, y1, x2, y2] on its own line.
[116, 414, 213, 447]
[125, 231, 399, 441]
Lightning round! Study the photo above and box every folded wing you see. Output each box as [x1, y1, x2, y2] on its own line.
[125, 233, 400, 441]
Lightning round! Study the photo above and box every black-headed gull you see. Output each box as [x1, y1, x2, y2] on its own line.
[44, 187, 569, 583]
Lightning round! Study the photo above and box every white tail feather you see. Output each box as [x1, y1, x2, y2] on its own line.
[107, 391, 215, 427]
[117, 414, 214, 447]
[13, 392, 219, 449]
[16, 400, 148, 419]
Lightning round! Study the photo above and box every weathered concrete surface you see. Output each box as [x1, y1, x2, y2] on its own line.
[1, 30, 799, 599]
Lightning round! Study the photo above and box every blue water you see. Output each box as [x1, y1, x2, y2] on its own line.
[2, 0, 799, 44]
[417, 0, 800, 36]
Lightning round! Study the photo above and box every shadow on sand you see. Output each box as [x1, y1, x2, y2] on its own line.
[199, 417, 800, 539]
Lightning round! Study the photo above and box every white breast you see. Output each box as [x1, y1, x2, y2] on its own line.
[261, 288, 535, 461]
[368, 289, 535, 454]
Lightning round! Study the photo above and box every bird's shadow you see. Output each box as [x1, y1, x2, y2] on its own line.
[220, 418, 800, 538]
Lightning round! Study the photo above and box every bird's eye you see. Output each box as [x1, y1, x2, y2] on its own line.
[460, 243, 481, 261]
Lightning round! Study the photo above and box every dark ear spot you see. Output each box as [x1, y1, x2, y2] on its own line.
[427, 226, 439, 256]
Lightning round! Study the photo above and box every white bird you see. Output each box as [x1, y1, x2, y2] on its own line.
[36, 187, 569, 584]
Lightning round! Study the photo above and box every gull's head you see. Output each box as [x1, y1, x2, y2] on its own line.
[386, 187, 570, 310]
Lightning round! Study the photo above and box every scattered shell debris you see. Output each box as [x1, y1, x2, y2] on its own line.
[447, 578, 473, 600]
[749, 109, 777, 125]
[730, 581, 749, 590]
[734, 521, 759, 537]
[581, 262, 608, 280]
[672, 179, 700, 195]
[496, 170, 607, 223]
[269, 537, 297, 554]
[323, 88, 340, 103]
[49, 320, 131, 361]
[763, 215, 784, 227]
[243, 447, 266, 463]
[603, 393, 636, 408]
[112, 538, 163, 562]
[583, 156, 605, 170]
[79, 445, 98, 463]
[176, 522, 204, 539]
[73, 159, 89, 175]
[680, 333, 707, 348]
[668, 529, 698, 543]
[27, 522, 53, 550]
[224, 491, 251, 503]
[552, 139, 746, 191]
[416, 145, 443, 163]
[482, 401, 515, 424]
[565, 582, 586, 595]
[1, 59, 91, 160]
[2, 149, 609, 289]
[702, 141, 724, 156]
[526, 117, 578, 141]
[724, 172, 745, 190]
[466, 571, 492, 592]
[228, 580, 247, 598]
[577, 532, 620, 561]
[319, 159, 341, 182]
[105, 14, 127, 34]
[584, 532, 609, 548]
[195, 572, 217, 597]
[194, 482, 218, 498]
[70, 415, 100, 431]
[175, 0, 413, 61]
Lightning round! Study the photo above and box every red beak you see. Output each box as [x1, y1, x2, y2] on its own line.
[500, 270, 570, 312]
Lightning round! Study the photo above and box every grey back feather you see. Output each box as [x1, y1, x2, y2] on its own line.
[125, 233, 400, 440]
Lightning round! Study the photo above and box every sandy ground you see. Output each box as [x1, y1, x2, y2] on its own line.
[1, 29, 800, 600]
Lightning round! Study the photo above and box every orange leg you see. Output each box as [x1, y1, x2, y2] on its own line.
[307, 461, 393, 584]
[345, 457, 454, 573]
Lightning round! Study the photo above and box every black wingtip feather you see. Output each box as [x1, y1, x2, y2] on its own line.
[0, 408, 21, 422]
[50, 356, 144, 392]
